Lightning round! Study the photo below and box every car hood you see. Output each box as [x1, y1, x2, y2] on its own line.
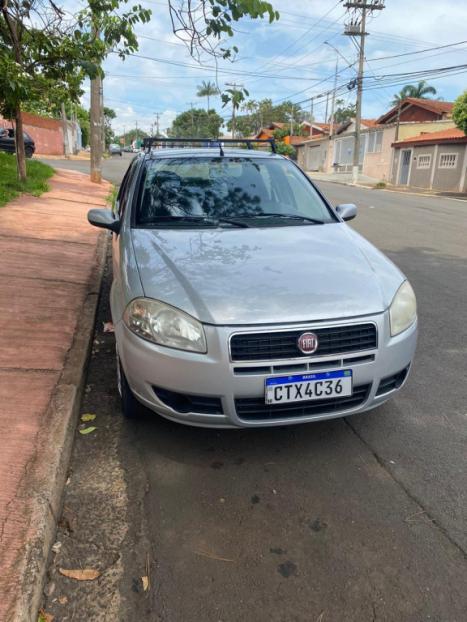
[131, 224, 404, 325]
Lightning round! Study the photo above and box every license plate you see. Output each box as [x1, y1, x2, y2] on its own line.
[265, 370, 352, 405]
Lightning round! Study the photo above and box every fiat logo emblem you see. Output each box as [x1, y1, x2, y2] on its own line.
[297, 332, 319, 354]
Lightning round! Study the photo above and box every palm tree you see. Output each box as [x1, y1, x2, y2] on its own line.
[392, 81, 437, 106]
[196, 80, 219, 112]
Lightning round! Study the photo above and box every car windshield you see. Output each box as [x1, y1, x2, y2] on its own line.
[136, 156, 336, 227]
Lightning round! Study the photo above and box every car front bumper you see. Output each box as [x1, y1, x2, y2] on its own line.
[116, 313, 417, 428]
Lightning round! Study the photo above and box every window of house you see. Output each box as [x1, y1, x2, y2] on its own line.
[367, 130, 383, 153]
[439, 153, 458, 169]
[375, 131, 383, 152]
[417, 154, 431, 169]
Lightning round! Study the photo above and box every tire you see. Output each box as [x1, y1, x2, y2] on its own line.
[117, 352, 139, 418]
[25, 147, 33, 158]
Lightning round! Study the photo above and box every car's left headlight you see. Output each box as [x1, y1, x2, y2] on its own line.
[389, 280, 417, 336]
[123, 298, 207, 353]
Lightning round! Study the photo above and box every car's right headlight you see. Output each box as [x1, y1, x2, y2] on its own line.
[123, 298, 207, 353]
[389, 280, 417, 336]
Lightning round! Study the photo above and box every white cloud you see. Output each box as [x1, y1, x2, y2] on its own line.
[82, 0, 467, 131]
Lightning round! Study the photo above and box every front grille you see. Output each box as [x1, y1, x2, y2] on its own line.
[153, 386, 223, 414]
[235, 383, 371, 421]
[376, 366, 409, 396]
[230, 324, 377, 362]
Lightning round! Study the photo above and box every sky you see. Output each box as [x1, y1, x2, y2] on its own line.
[78, 0, 467, 136]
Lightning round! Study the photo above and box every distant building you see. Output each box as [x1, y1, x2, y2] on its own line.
[0, 112, 82, 155]
[295, 98, 457, 181]
[391, 127, 467, 193]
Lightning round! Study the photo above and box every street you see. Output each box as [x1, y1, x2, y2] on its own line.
[43, 158, 467, 621]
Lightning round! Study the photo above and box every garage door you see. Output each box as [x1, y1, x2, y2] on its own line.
[305, 145, 321, 171]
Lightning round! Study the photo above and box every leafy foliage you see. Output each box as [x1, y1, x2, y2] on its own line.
[197, 80, 219, 111]
[275, 142, 295, 158]
[169, 0, 278, 60]
[452, 90, 467, 135]
[117, 128, 149, 145]
[391, 81, 437, 106]
[228, 98, 304, 136]
[333, 99, 356, 124]
[169, 108, 224, 138]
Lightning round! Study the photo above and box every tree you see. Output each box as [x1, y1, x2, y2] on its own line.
[333, 99, 356, 124]
[103, 106, 116, 147]
[0, 0, 150, 182]
[228, 98, 304, 136]
[1, 0, 278, 182]
[117, 128, 148, 145]
[391, 81, 437, 106]
[169, 108, 223, 138]
[75, 105, 90, 147]
[452, 90, 467, 134]
[196, 80, 219, 111]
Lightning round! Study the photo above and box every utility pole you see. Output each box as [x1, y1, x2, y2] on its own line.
[324, 93, 329, 125]
[225, 82, 243, 139]
[329, 56, 339, 138]
[342, 1, 385, 184]
[154, 112, 161, 136]
[100, 80, 105, 153]
[61, 103, 70, 158]
[123, 125, 126, 148]
[90, 72, 102, 183]
[187, 102, 195, 134]
[135, 120, 138, 147]
[90, 22, 102, 183]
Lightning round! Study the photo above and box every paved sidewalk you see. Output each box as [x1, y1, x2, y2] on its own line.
[307, 171, 380, 186]
[307, 170, 467, 199]
[0, 170, 111, 621]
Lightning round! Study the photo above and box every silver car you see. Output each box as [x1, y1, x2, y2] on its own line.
[88, 146, 417, 428]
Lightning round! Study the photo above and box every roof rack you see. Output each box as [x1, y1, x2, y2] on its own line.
[142, 137, 276, 156]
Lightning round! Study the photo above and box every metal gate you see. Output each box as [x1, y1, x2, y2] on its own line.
[399, 149, 412, 185]
[306, 145, 321, 171]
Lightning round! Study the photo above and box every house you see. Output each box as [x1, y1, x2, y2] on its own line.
[295, 98, 456, 179]
[254, 122, 286, 140]
[300, 122, 330, 138]
[391, 127, 467, 193]
[296, 118, 379, 172]
[377, 97, 453, 125]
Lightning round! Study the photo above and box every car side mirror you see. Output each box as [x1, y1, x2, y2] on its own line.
[335, 203, 357, 222]
[87, 208, 120, 233]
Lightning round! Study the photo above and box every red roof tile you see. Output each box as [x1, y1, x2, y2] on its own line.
[393, 127, 466, 147]
[361, 119, 379, 127]
[377, 98, 453, 124]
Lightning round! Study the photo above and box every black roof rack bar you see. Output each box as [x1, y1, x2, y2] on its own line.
[142, 137, 276, 154]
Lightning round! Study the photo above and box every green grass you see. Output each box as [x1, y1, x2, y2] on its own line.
[0, 152, 54, 207]
[106, 184, 118, 211]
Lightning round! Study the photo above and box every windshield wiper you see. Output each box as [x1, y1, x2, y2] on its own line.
[147, 215, 250, 228]
[250, 213, 325, 224]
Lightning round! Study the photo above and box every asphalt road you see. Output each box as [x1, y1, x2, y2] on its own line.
[40, 151, 135, 185]
[43, 157, 467, 621]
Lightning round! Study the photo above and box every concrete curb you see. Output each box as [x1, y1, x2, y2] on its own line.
[11, 232, 108, 622]
[308, 175, 467, 202]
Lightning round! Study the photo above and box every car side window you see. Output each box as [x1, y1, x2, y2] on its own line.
[116, 158, 138, 218]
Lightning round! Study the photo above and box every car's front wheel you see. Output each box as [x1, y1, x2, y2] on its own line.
[116, 351, 139, 418]
[25, 147, 33, 158]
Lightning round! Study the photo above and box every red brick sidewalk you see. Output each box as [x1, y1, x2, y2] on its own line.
[0, 169, 111, 621]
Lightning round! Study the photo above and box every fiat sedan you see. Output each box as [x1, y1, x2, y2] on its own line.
[88, 146, 417, 427]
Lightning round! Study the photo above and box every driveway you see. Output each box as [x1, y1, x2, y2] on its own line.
[43, 168, 467, 621]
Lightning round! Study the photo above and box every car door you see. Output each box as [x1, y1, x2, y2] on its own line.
[111, 157, 141, 322]
[0, 128, 14, 153]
